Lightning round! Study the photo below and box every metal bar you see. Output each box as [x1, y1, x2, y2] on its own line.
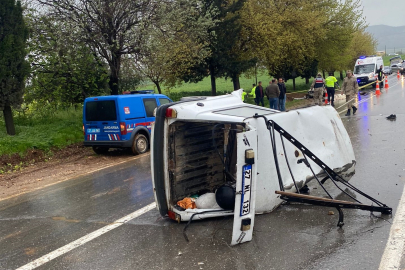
[302, 153, 333, 199]
[321, 166, 361, 203]
[268, 119, 388, 207]
[336, 207, 344, 228]
[269, 121, 285, 191]
[278, 195, 392, 214]
[280, 134, 300, 193]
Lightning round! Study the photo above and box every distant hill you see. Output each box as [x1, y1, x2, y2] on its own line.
[366, 25, 405, 52]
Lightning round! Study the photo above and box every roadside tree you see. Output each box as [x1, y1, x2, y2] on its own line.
[134, 0, 213, 94]
[182, 0, 252, 95]
[36, 0, 159, 95]
[0, 0, 30, 135]
[240, 0, 326, 86]
[27, 16, 109, 108]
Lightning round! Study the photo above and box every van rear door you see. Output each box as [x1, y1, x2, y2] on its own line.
[84, 98, 119, 141]
[231, 129, 257, 245]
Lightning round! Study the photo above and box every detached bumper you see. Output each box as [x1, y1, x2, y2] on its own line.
[83, 140, 132, 148]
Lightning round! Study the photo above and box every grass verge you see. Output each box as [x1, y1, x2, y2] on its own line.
[0, 107, 83, 157]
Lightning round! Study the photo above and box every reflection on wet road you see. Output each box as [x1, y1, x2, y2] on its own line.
[1, 74, 405, 270]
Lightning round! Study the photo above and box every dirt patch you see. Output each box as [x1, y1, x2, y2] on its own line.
[0, 144, 137, 199]
[286, 91, 309, 101]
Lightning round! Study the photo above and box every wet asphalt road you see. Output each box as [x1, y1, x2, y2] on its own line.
[1, 75, 405, 270]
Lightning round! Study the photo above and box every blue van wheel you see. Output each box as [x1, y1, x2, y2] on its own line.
[92, 146, 109, 155]
[132, 134, 149, 155]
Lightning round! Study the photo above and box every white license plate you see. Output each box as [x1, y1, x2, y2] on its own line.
[240, 164, 252, 216]
[87, 128, 100, 133]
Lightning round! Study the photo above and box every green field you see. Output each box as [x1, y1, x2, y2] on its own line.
[383, 54, 405, 66]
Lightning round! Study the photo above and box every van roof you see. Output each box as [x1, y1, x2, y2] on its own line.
[84, 93, 169, 102]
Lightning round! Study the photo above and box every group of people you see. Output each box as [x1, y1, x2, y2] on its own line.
[246, 78, 287, 111]
[310, 70, 359, 116]
[242, 70, 359, 116]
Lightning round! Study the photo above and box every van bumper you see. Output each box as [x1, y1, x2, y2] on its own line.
[83, 140, 132, 148]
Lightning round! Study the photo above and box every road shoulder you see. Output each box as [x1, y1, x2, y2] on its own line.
[0, 147, 140, 200]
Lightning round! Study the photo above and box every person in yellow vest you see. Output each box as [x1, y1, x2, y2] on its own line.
[250, 84, 257, 105]
[241, 89, 248, 102]
[325, 72, 338, 107]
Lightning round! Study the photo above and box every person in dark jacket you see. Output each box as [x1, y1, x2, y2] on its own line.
[377, 65, 384, 88]
[265, 79, 280, 110]
[255, 81, 265, 106]
[277, 78, 287, 111]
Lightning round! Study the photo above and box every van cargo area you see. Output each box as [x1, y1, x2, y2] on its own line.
[167, 121, 243, 220]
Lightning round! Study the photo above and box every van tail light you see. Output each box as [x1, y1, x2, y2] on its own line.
[120, 122, 127, 135]
[167, 210, 180, 222]
[165, 108, 177, 118]
[83, 125, 85, 135]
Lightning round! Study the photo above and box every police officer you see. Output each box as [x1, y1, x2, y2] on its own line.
[342, 70, 359, 116]
[377, 65, 384, 88]
[310, 73, 325, 105]
[325, 72, 338, 106]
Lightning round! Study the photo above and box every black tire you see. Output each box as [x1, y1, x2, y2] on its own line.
[92, 146, 109, 155]
[131, 134, 149, 155]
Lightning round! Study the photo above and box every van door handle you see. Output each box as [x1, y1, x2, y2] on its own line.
[102, 122, 108, 125]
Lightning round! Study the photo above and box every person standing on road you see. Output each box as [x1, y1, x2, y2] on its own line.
[251, 84, 257, 105]
[265, 79, 280, 110]
[377, 65, 384, 88]
[325, 72, 338, 107]
[255, 81, 265, 106]
[342, 70, 359, 116]
[310, 73, 325, 105]
[277, 78, 287, 111]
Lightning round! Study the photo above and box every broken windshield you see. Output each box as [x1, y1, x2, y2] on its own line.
[354, 64, 375, 74]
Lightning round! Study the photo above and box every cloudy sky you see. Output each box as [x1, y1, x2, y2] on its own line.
[362, 0, 405, 26]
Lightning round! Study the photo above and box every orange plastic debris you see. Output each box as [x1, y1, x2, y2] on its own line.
[177, 198, 197, 209]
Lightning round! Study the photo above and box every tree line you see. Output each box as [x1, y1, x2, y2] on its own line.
[1, 0, 376, 135]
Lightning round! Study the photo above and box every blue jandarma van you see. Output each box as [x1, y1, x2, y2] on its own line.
[83, 91, 172, 155]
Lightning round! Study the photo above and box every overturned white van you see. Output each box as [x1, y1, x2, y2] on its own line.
[151, 90, 391, 245]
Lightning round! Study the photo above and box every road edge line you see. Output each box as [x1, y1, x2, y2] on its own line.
[15, 202, 156, 270]
[379, 184, 405, 270]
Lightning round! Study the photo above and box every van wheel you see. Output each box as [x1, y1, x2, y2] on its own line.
[132, 134, 149, 155]
[92, 146, 109, 155]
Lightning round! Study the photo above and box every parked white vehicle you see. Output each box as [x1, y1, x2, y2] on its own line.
[151, 90, 391, 245]
[353, 56, 384, 86]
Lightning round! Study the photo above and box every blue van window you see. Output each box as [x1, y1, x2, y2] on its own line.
[143, 98, 157, 117]
[159, 98, 170, 105]
[86, 100, 117, 121]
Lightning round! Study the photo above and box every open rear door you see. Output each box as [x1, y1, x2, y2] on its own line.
[231, 129, 257, 245]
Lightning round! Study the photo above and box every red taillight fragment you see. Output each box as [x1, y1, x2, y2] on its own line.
[120, 122, 127, 135]
[83, 125, 85, 135]
[168, 210, 176, 221]
[165, 108, 177, 118]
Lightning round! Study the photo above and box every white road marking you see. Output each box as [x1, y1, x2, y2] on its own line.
[379, 184, 405, 270]
[15, 202, 156, 270]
